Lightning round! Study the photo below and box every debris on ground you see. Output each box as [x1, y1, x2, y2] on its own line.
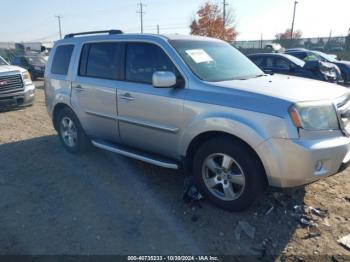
[322, 217, 331, 227]
[304, 226, 322, 239]
[338, 234, 350, 251]
[272, 192, 290, 207]
[299, 217, 317, 228]
[309, 206, 328, 218]
[264, 205, 275, 215]
[293, 205, 329, 220]
[293, 205, 330, 239]
[252, 238, 273, 258]
[234, 220, 256, 240]
[183, 177, 204, 205]
[344, 196, 350, 203]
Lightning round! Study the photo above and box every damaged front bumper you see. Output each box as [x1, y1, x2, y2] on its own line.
[258, 134, 350, 188]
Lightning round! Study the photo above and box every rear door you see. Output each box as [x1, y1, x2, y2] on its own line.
[71, 42, 123, 142]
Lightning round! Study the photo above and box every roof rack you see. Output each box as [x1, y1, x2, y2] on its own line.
[64, 30, 123, 39]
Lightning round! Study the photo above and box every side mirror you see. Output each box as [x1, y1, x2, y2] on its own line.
[152, 71, 176, 88]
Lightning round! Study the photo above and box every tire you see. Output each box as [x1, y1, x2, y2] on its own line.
[192, 136, 267, 211]
[341, 72, 347, 83]
[56, 107, 91, 154]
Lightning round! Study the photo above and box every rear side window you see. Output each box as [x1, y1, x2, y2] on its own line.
[266, 57, 274, 67]
[126, 43, 177, 84]
[79, 42, 122, 80]
[274, 58, 291, 69]
[51, 45, 74, 75]
[251, 57, 264, 67]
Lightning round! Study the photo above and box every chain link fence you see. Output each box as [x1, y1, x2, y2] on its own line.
[234, 35, 350, 60]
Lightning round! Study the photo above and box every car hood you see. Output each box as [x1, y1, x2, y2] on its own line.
[214, 74, 349, 103]
[336, 60, 350, 67]
[0, 65, 26, 75]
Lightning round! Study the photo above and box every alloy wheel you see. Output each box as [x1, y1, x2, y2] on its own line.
[202, 153, 246, 201]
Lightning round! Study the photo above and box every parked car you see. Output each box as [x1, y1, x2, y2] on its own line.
[45, 30, 350, 211]
[11, 55, 46, 80]
[285, 50, 350, 84]
[264, 43, 284, 53]
[284, 48, 308, 52]
[248, 53, 341, 83]
[0, 55, 35, 109]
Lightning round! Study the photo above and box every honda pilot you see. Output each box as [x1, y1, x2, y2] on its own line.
[45, 30, 350, 211]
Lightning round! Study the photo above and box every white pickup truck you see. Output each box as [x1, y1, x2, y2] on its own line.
[0, 55, 35, 109]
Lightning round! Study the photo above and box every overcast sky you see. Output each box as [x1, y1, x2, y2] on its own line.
[1, 0, 349, 43]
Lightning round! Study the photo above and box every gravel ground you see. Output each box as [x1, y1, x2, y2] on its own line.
[0, 81, 349, 260]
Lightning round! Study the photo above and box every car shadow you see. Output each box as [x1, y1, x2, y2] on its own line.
[0, 135, 305, 258]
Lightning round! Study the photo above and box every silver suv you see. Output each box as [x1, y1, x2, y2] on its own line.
[0, 55, 35, 109]
[45, 30, 350, 211]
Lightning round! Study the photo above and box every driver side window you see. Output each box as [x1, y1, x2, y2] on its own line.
[125, 43, 178, 84]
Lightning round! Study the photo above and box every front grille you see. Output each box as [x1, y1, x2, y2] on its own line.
[0, 74, 24, 95]
[335, 95, 350, 136]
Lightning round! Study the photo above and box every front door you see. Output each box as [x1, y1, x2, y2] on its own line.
[117, 42, 186, 158]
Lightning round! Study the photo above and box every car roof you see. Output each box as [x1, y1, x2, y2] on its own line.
[248, 53, 287, 57]
[54, 33, 221, 45]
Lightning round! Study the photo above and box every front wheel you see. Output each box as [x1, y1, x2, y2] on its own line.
[192, 136, 267, 211]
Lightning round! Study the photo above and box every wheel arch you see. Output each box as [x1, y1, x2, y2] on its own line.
[52, 103, 74, 131]
[183, 130, 268, 184]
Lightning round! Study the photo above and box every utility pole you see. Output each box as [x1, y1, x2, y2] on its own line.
[223, 0, 228, 28]
[55, 15, 63, 39]
[157, 24, 160, 34]
[290, 1, 298, 40]
[137, 3, 145, 33]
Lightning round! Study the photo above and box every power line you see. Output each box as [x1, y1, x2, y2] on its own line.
[55, 15, 63, 39]
[137, 3, 145, 33]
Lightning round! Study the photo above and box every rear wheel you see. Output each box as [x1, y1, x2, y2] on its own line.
[192, 136, 266, 211]
[56, 108, 91, 153]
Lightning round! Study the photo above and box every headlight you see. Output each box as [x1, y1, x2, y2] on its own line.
[22, 71, 32, 85]
[320, 68, 337, 78]
[289, 102, 339, 131]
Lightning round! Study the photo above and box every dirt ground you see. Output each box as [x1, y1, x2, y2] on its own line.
[0, 81, 349, 260]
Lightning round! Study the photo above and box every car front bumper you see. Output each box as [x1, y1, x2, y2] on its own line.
[0, 84, 35, 109]
[258, 134, 350, 187]
[31, 68, 45, 79]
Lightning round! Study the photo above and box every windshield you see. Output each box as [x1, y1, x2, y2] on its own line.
[26, 56, 47, 65]
[0, 56, 8, 65]
[313, 51, 338, 62]
[284, 54, 305, 67]
[170, 40, 263, 82]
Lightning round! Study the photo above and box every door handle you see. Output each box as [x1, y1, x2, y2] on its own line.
[119, 93, 135, 101]
[73, 85, 84, 92]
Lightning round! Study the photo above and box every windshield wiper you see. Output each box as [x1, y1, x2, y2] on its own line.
[235, 74, 267, 80]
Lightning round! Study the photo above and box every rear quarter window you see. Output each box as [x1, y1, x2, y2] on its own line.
[51, 45, 74, 75]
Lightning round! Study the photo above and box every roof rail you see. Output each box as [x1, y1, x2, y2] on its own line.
[64, 30, 123, 39]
